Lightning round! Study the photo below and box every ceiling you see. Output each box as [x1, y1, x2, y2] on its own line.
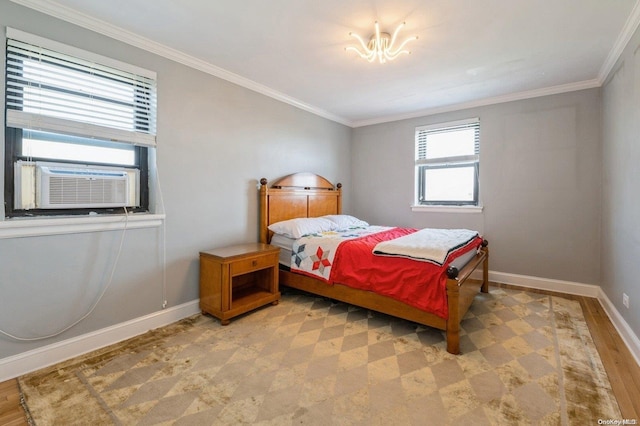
[12, 0, 640, 127]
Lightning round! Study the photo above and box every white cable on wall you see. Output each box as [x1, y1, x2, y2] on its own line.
[154, 158, 168, 309]
[0, 208, 130, 342]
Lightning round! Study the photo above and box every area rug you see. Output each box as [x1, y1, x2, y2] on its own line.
[19, 286, 621, 425]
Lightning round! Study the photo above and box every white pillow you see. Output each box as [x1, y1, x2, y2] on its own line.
[268, 217, 337, 239]
[322, 214, 369, 229]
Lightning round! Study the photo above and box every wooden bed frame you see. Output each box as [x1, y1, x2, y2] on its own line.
[259, 172, 489, 354]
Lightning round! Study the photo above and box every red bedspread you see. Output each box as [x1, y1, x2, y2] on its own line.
[329, 228, 483, 319]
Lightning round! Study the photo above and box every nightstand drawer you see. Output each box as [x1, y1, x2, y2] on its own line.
[230, 252, 278, 276]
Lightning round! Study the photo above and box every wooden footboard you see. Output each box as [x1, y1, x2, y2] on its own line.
[444, 241, 489, 354]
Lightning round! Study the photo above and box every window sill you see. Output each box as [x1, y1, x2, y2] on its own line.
[411, 205, 484, 214]
[0, 213, 165, 239]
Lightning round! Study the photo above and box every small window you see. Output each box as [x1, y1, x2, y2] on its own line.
[415, 118, 480, 206]
[4, 28, 157, 217]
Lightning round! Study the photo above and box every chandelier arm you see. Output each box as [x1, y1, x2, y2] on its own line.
[345, 46, 366, 58]
[349, 32, 372, 53]
[374, 22, 384, 63]
[346, 46, 377, 62]
[388, 22, 406, 49]
[364, 48, 377, 62]
[387, 36, 418, 56]
[384, 49, 410, 61]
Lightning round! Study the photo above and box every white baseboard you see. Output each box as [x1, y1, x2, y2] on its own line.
[0, 300, 200, 382]
[597, 290, 640, 368]
[480, 270, 601, 297]
[472, 269, 640, 368]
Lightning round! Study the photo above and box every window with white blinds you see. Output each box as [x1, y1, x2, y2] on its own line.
[5, 28, 157, 146]
[4, 28, 156, 217]
[415, 118, 480, 206]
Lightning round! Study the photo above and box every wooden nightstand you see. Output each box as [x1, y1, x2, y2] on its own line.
[199, 243, 280, 325]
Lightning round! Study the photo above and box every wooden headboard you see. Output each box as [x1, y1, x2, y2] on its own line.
[259, 172, 342, 243]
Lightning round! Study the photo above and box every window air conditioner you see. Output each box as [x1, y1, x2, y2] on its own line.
[36, 164, 130, 209]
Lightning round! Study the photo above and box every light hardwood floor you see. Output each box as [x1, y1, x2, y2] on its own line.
[579, 295, 640, 419]
[0, 379, 27, 426]
[0, 289, 638, 425]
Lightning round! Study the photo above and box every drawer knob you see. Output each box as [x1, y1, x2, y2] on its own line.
[252, 260, 258, 267]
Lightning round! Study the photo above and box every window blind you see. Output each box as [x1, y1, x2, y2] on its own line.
[415, 118, 480, 165]
[5, 28, 157, 147]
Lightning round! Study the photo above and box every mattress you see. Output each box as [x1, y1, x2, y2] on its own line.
[270, 234, 296, 267]
[270, 232, 478, 271]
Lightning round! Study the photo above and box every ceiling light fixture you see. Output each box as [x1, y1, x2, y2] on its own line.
[346, 21, 418, 64]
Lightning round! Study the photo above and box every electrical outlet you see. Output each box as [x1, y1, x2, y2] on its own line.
[623, 293, 629, 309]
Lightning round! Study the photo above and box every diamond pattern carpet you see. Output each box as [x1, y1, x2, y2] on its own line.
[19, 286, 620, 425]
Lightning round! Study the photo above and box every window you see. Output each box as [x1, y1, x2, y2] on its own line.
[415, 118, 480, 206]
[4, 28, 157, 217]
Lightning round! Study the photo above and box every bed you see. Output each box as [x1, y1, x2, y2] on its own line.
[259, 172, 489, 354]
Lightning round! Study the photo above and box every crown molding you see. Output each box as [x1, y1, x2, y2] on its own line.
[350, 79, 601, 128]
[9, 0, 352, 127]
[10, 0, 639, 129]
[598, 0, 640, 84]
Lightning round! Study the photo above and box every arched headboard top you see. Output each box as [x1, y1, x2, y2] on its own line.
[268, 172, 340, 190]
[259, 173, 342, 243]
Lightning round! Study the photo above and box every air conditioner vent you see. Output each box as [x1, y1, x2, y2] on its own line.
[37, 165, 129, 209]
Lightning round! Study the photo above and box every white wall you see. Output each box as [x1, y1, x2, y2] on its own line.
[351, 89, 602, 285]
[0, 2, 351, 360]
[601, 22, 640, 336]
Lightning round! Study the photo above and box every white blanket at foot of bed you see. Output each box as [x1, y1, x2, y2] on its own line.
[372, 228, 479, 266]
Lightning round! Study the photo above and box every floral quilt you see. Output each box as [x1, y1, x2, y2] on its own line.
[290, 226, 391, 282]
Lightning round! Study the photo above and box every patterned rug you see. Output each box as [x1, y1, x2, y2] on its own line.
[19, 286, 620, 425]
